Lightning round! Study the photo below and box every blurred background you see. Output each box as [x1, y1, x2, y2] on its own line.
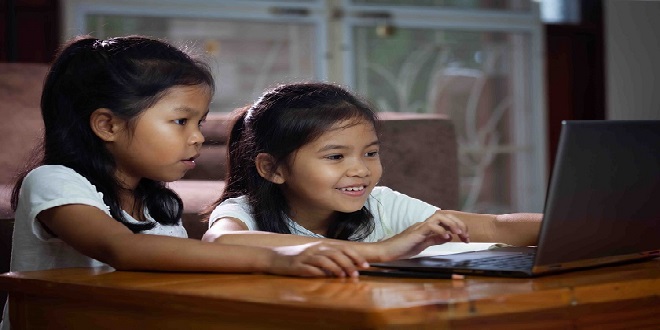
[2, 0, 659, 214]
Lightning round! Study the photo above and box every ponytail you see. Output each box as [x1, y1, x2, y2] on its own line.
[219, 107, 250, 202]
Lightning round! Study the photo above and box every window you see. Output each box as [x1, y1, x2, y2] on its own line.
[63, 0, 547, 213]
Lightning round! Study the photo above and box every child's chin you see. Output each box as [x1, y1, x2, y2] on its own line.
[337, 205, 366, 214]
[155, 174, 185, 183]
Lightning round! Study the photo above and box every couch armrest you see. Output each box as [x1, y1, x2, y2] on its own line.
[378, 113, 459, 209]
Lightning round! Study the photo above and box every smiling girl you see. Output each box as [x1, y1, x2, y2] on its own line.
[202, 82, 487, 262]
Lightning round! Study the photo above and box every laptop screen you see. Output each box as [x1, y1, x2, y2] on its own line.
[535, 120, 660, 267]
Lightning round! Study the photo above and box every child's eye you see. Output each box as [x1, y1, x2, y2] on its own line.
[365, 150, 379, 158]
[325, 154, 344, 160]
[198, 119, 206, 128]
[174, 118, 188, 125]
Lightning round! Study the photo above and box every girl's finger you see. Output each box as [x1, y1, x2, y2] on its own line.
[420, 219, 453, 239]
[298, 264, 329, 277]
[336, 246, 370, 269]
[324, 250, 363, 278]
[307, 254, 348, 278]
[443, 214, 470, 242]
[431, 213, 469, 237]
[446, 213, 469, 235]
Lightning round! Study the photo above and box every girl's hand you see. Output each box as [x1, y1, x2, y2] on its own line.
[267, 242, 369, 278]
[376, 211, 470, 261]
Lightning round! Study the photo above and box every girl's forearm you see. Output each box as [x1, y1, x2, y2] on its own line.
[440, 210, 542, 246]
[104, 234, 276, 272]
[205, 230, 320, 246]
[492, 213, 543, 246]
[206, 231, 385, 262]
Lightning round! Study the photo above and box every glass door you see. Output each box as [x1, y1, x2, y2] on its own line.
[340, 0, 547, 212]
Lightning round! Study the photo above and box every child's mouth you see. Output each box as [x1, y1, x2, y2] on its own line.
[337, 185, 369, 197]
[338, 186, 365, 192]
[182, 157, 197, 169]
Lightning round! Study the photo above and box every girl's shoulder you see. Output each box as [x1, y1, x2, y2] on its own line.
[18, 165, 110, 219]
[209, 195, 251, 217]
[366, 186, 407, 211]
[217, 195, 250, 208]
[369, 186, 402, 199]
[208, 195, 256, 228]
[367, 186, 438, 213]
[25, 165, 87, 181]
[24, 165, 97, 192]
[27, 164, 81, 178]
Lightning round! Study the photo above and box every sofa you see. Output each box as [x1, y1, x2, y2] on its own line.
[0, 63, 460, 283]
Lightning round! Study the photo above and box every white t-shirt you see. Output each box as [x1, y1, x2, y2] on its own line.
[1, 165, 187, 330]
[208, 186, 439, 242]
[10, 165, 188, 272]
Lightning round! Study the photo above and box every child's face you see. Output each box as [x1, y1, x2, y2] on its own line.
[278, 119, 382, 223]
[110, 85, 211, 188]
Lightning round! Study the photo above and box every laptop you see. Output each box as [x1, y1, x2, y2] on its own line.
[365, 120, 660, 278]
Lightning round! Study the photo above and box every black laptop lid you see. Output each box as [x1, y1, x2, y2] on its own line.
[535, 120, 660, 267]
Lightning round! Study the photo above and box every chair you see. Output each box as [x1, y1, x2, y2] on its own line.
[0, 63, 49, 317]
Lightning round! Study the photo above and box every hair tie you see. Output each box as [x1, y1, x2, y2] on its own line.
[93, 38, 116, 49]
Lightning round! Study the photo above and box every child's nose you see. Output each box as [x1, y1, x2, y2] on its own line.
[347, 159, 370, 177]
[190, 129, 205, 145]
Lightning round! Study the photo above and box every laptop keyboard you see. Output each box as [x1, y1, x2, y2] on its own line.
[427, 253, 536, 271]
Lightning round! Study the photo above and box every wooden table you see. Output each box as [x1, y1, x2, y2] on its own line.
[1, 259, 659, 329]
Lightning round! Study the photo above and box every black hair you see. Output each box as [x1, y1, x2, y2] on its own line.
[209, 82, 379, 240]
[11, 35, 215, 233]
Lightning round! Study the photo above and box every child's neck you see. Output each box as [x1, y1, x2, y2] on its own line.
[118, 190, 145, 222]
[289, 211, 338, 237]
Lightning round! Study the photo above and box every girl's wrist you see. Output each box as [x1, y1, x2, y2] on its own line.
[265, 248, 286, 273]
[360, 242, 388, 263]
[244, 246, 279, 273]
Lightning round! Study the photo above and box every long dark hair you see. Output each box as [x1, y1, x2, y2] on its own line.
[209, 82, 379, 240]
[11, 35, 215, 232]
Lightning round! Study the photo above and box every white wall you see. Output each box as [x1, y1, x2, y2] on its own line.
[605, 0, 660, 120]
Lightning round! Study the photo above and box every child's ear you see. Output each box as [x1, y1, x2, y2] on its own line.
[90, 108, 124, 141]
[255, 153, 285, 184]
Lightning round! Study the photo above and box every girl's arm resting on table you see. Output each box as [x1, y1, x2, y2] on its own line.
[37, 204, 367, 278]
[204, 216, 469, 262]
[204, 217, 387, 260]
[439, 210, 542, 246]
